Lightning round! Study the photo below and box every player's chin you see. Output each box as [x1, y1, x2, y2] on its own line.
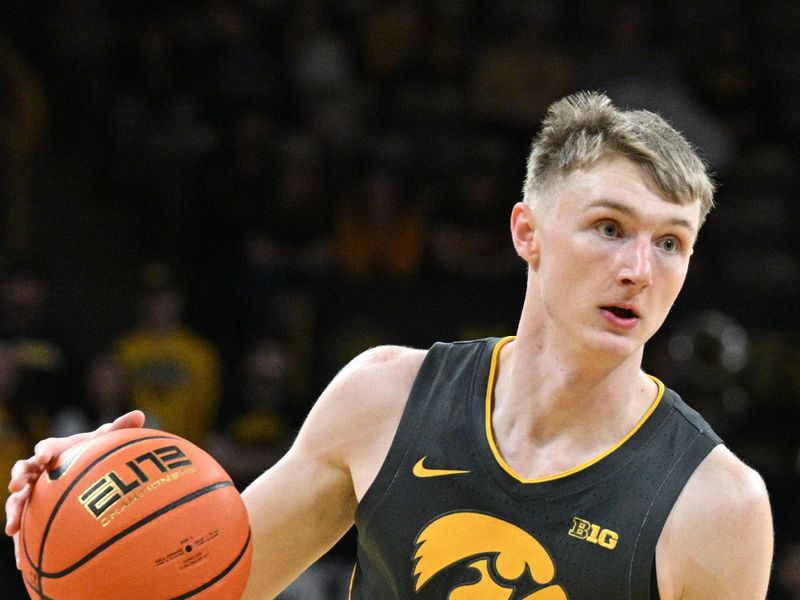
[589, 330, 646, 359]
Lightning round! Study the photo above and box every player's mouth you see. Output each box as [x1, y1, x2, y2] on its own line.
[599, 304, 640, 329]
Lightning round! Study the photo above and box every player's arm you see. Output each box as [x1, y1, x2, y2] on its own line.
[240, 344, 425, 600]
[4, 345, 423, 598]
[655, 445, 774, 600]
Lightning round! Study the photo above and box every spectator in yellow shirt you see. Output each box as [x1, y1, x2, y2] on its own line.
[115, 263, 220, 447]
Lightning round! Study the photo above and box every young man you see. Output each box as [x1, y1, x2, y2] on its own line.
[6, 92, 773, 599]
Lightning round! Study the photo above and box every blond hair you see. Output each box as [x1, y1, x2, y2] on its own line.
[523, 91, 716, 224]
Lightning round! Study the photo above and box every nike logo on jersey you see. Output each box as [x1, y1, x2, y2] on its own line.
[413, 456, 471, 478]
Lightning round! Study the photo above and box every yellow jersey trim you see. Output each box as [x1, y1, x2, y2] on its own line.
[484, 336, 665, 484]
[348, 563, 357, 599]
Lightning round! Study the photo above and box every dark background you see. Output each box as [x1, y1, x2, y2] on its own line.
[2, 1, 798, 597]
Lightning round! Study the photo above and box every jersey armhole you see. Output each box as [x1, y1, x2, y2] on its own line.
[629, 431, 719, 598]
[354, 343, 451, 527]
[650, 556, 660, 600]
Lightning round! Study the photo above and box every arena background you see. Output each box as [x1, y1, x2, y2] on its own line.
[1, 2, 798, 598]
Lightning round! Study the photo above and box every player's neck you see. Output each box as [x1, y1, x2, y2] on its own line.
[491, 336, 656, 477]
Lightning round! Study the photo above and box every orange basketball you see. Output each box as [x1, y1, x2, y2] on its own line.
[19, 428, 253, 599]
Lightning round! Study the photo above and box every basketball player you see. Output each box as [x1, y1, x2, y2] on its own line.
[6, 92, 773, 599]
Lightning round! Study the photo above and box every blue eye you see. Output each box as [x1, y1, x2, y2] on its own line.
[658, 237, 680, 253]
[597, 222, 620, 238]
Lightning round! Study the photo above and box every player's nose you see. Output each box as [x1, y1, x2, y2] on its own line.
[617, 238, 653, 288]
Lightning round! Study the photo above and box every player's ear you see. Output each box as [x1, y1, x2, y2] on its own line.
[511, 202, 540, 267]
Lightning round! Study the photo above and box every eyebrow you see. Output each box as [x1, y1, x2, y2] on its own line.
[586, 198, 696, 233]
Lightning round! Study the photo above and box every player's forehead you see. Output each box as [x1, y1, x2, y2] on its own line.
[553, 156, 702, 231]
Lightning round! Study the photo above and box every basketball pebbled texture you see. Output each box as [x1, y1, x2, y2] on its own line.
[20, 428, 253, 600]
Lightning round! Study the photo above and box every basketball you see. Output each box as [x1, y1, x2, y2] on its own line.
[18, 428, 253, 599]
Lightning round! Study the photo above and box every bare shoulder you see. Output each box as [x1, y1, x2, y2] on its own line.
[294, 345, 428, 498]
[691, 444, 769, 499]
[657, 445, 773, 600]
[316, 344, 428, 430]
[237, 345, 427, 598]
[329, 344, 428, 401]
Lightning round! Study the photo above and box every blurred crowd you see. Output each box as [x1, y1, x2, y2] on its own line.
[1, 1, 799, 598]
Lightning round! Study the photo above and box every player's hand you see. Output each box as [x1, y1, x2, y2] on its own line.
[4, 410, 146, 567]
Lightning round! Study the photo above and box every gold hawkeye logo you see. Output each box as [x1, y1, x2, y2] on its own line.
[414, 511, 568, 598]
[412, 456, 471, 478]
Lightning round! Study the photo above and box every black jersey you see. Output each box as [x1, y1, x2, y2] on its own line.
[350, 337, 722, 600]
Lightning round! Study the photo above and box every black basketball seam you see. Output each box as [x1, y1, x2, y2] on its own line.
[22, 568, 44, 600]
[170, 528, 252, 600]
[24, 434, 179, 596]
[38, 481, 234, 578]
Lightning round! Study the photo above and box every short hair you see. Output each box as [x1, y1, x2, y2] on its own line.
[523, 91, 716, 224]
